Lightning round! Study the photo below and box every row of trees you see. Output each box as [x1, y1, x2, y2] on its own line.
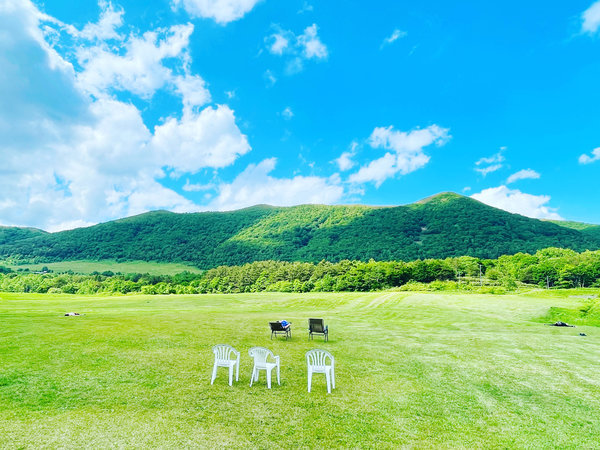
[0, 248, 599, 295]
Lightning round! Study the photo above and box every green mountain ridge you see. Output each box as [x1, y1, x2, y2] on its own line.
[1, 193, 599, 269]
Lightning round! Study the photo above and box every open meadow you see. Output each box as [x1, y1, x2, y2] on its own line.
[1, 290, 599, 448]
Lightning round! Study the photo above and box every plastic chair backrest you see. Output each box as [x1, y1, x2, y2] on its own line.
[213, 344, 237, 361]
[249, 346, 273, 364]
[309, 318, 325, 333]
[306, 349, 333, 367]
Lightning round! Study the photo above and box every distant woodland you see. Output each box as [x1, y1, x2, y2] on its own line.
[1, 247, 599, 294]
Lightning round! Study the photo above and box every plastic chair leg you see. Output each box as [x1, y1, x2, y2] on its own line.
[267, 369, 272, 389]
[236, 361, 239, 381]
[250, 367, 255, 387]
[277, 364, 281, 385]
[325, 371, 331, 394]
[211, 363, 217, 385]
[307, 369, 312, 392]
[228, 366, 233, 386]
[331, 367, 335, 389]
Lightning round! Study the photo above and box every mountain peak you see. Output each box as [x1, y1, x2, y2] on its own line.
[415, 192, 464, 205]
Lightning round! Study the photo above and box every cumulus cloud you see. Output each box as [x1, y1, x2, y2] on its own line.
[208, 158, 344, 210]
[172, 0, 262, 24]
[471, 186, 562, 220]
[579, 147, 600, 164]
[76, 23, 195, 98]
[349, 125, 450, 186]
[506, 169, 540, 184]
[0, 0, 250, 231]
[380, 28, 407, 49]
[582, 1, 600, 34]
[265, 23, 328, 74]
[335, 143, 358, 171]
[152, 105, 251, 175]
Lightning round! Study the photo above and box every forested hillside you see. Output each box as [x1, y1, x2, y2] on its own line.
[1, 193, 599, 269]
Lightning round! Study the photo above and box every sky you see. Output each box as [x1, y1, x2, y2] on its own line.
[1, 0, 600, 232]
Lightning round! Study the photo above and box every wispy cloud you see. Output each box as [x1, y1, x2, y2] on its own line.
[506, 169, 540, 184]
[475, 148, 505, 176]
[265, 23, 328, 75]
[582, 1, 600, 34]
[298, 2, 313, 14]
[380, 28, 407, 49]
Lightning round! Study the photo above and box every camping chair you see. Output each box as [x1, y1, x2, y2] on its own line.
[306, 349, 335, 394]
[269, 321, 291, 340]
[248, 347, 281, 389]
[308, 318, 328, 342]
[210, 344, 240, 386]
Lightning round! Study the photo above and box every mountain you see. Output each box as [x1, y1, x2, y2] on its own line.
[547, 220, 600, 242]
[1, 193, 599, 269]
[0, 226, 47, 245]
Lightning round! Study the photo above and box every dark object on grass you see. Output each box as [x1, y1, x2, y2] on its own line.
[64, 312, 81, 316]
[547, 321, 575, 327]
[308, 318, 329, 342]
[270, 321, 291, 340]
[580, 333, 587, 336]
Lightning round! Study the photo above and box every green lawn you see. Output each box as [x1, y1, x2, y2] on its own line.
[1, 290, 599, 447]
[1, 259, 202, 275]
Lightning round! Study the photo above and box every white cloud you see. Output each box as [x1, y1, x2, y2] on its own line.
[0, 0, 250, 231]
[298, 2, 313, 14]
[183, 180, 216, 192]
[76, 23, 195, 99]
[298, 24, 328, 59]
[281, 107, 294, 119]
[475, 151, 504, 166]
[582, 1, 600, 34]
[506, 169, 540, 184]
[172, 0, 262, 24]
[173, 74, 212, 113]
[268, 33, 289, 55]
[349, 125, 449, 186]
[476, 164, 503, 176]
[380, 28, 407, 49]
[471, 186, 562, 220]
[335, 143, 357, 171]
[475, 149, 505, 176]
[579, 147, 600, 164]
[264, 69, 277, 86]
[209, 158, 344, 210]
[78, 1, 124, 41]
[152, 105, 251, 175]
[265, 23, 328, 74]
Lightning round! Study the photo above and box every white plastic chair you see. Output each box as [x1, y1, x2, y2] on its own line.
[306, 349, 335, 394]
[211, 344, 240, 386]
[248, 347, 280, 389]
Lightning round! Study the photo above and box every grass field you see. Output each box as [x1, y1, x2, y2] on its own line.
[0, 259, 202, 275]
[1, 290, 599, 447]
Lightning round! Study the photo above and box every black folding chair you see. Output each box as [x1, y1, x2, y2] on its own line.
[269, 321, 292, 340]
[308, 318, 328, 342]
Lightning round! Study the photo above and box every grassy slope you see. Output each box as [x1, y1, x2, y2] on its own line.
[1, 259, 202, 275]
[2, 193, 599, 268]
[1, 291, 599, 447]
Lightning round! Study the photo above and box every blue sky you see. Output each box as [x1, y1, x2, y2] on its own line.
[1, 0, 600, 231]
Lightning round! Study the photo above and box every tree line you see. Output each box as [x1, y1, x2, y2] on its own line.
[1, 247, 599, 295]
